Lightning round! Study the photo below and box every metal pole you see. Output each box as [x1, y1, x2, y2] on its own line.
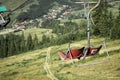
[87, 15, 90, 48]
[86, 0, 90, 48]
[86, 0, 101, 47]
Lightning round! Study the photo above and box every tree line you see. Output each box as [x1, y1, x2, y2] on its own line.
[0, 33, 39, 58]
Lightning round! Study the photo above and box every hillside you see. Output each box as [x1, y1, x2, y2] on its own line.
[0, 38, 120, 80]
[0, 0, 120, 80]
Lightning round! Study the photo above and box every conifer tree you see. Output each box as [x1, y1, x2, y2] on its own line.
[92, 0, 109, 36]
[26, 33, 33, 50]
[4, 34, 9, 57]
[20, 32, 25, 52]
[7, 34, 14, 56]
[0, 35, 2, 57]
[33, 34, 39, 49]
[0, 35, 5, 58]
[110, 5, 120, 39]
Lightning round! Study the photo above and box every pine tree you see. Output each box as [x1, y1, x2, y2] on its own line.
[42, 35, 47, 43]
[20, 32, 26, 52]
[26, 33, 33, 50]
[13, 35, 20, 55]
[92, 0, 110, 37]
[116, 4, 120, 21]
[107, 11, 114, 36]
[3, 39, 6, 57]
[4, 34, 9, 57]
[33, 34, 39, 49]
[110, 5, 120, 39]
[0, 35, 2, 57]
[0, 35, 5, 58]
[7, 34, 14, 56]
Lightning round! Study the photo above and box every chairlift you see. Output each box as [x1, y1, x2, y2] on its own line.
[0, 1, 27, 29]
[0, 6, 11, 28]
[59, 0, 109, 64]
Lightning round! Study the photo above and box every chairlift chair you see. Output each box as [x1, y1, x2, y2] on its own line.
[0, 1, 26, 29]
[0, 6, 7, 25]
[0, 6, 11, 28]
[59, 44, 102, 60]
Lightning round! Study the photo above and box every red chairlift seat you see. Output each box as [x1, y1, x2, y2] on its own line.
[59, 45, 102, 60]
[59, 47, 84, 60]
[84, 45, 102, 56]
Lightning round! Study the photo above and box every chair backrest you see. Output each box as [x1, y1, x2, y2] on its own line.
[0, 6, 7, 12]
[88, 45, 102, 56]
[67, 47, 84, 59]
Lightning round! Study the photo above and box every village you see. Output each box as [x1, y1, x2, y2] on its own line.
[12, 4, 74, 32]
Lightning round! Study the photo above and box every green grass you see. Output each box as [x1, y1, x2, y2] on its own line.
[2, 0, 26, 10]
[0, 38, 120, 80]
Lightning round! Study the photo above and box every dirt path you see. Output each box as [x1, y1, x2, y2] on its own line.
[44, 47, 58, 80]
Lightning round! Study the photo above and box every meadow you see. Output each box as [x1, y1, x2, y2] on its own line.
[0, 37, 120, 80]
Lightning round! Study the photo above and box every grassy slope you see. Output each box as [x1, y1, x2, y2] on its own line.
[0, 38, 120, 80]
[15, 28, 57, 40]
[2, 0, 26, 10]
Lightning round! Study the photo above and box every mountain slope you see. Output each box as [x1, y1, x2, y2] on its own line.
[0, 38, 120, 80]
